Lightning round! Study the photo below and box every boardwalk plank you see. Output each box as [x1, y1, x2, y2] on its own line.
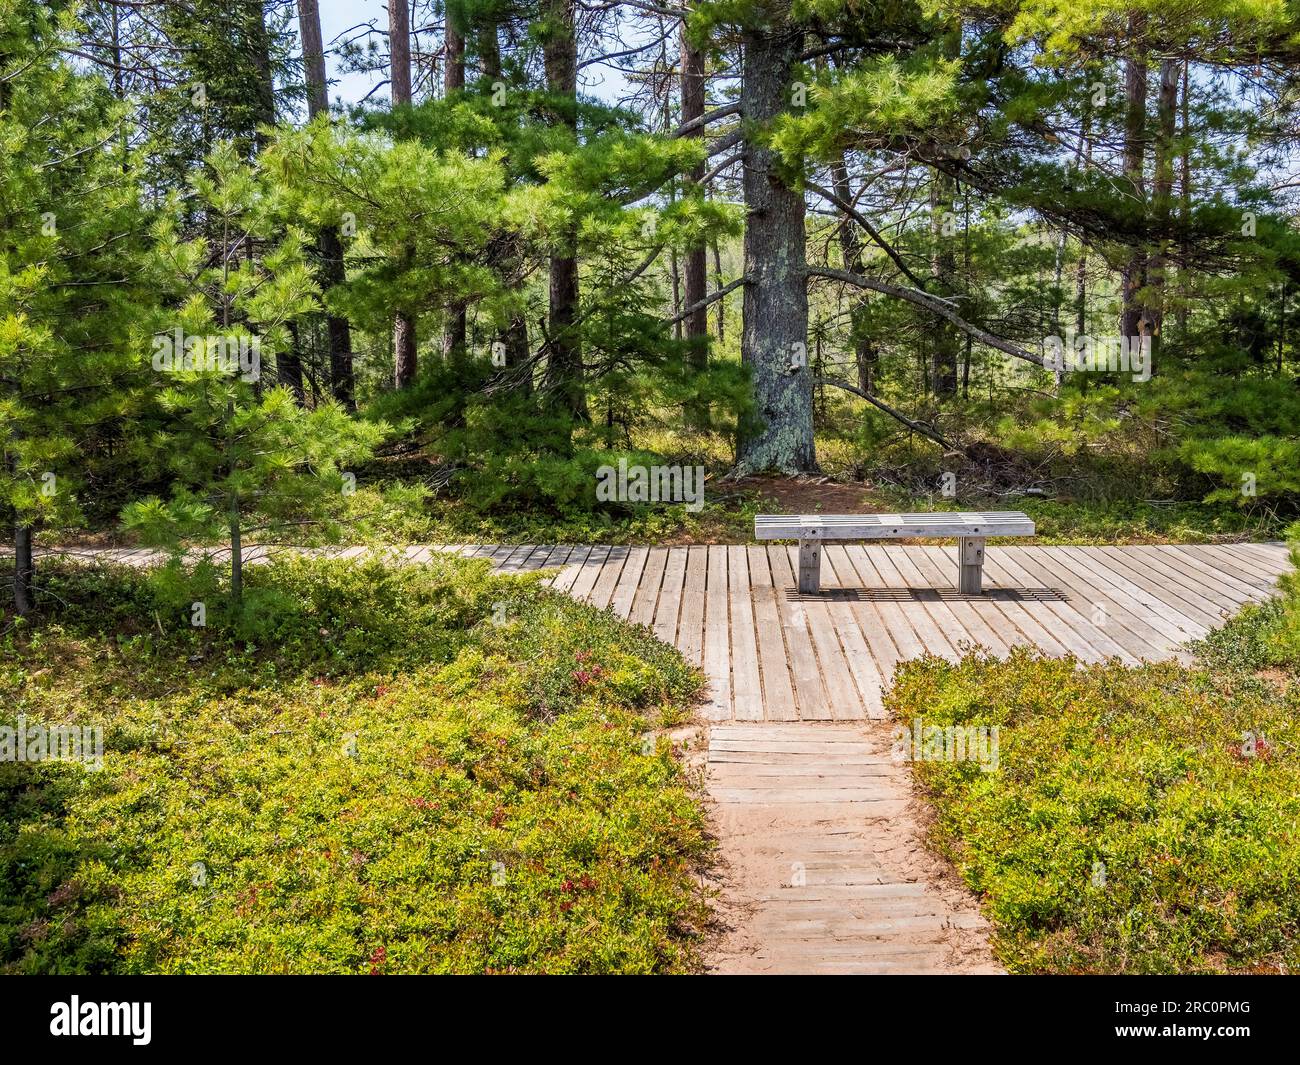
[567, 545, 611, 602]
[548, 545, 592, 592]
[747, 546, 798, 722]
[608, 546, 650, 620]
[1127, 546, 1259, 610]
[1018, 546, 1193, 657]
[860, 546, 959, 661]
[728, 547, 765, 721]
[767, 546, 834, 719]
[653, 548, 688, 645]
[1044, 546, 1207, 644]
[588, 546, 631, 610]
[814, 549, 883, 719]
[629, 547, 668, 627]
[1151, 545, 1274, 600]
[1082, 547, 1230, 630]
[983, 550, 1133, 663]
[833, 546, 925, 668]
[1003, 548, 1170, 663]
[822, 546, 905, 674]
[1192, 545, 1283, 590]
[677, 546, 708, 667]
[783, 545, 869, 721]
[908, 548, 1014, 655]
[702, 547, 733, 721]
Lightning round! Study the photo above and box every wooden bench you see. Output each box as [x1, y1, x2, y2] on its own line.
[754, 512, 1036, 595]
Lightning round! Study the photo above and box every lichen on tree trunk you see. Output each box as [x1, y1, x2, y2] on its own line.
[734, 24, 816, 476]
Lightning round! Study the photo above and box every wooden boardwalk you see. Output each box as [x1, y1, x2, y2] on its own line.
[65, 541, 1293, 721]
[476, 541, 1292, 721]
[704, 723, 1001, 974]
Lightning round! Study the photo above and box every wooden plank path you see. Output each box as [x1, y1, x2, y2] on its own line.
[525, 541, 1291, 721]
[705, 723, 1000, 974]
[46, 542, 1292, 722]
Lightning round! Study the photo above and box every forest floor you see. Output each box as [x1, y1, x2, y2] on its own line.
[54, 469, 1288, 552]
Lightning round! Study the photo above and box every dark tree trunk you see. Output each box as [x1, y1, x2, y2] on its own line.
[322, 236, 356, 410]
[681, 24, 710, 427]
[445, 20, 464, 92]
[1149, 56, 1178, 352]
[1177, 59, 1191, 336]
[505, 315, 532, 394]
[712, 238, 725, 343]
[248, 1, 277, 151]
[299, 0, 356, 410]
[281, 322, 306, 404]
[479, 16, 502, 80]
[298, 0, 328, 116]
[831, 156, 875, 395]
[393, 313, 418, 388]
[1074, 109, 1092, 338]
[539, 0, 585, 419]
[735, 25, 815, 474]
[388, 0, 412, 106]
[443, 18, 468, 359]
[1120, 27, 1149, 340]
[13, 523, 34, 617]
[929, 169, 959, 398]
[228, 510, 242, 608]
[390, 0, 416, 388]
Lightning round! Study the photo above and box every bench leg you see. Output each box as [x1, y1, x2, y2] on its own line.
[798, 539, 822, 594]
[958, 536, 986, 595]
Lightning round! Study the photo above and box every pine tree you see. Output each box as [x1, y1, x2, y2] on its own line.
[121, 144, 386, 614]
[1, 1, 154, 615]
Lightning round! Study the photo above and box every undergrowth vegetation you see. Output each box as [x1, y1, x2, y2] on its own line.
[886, 538, 1300, 974]
[0, 556, 710, 974]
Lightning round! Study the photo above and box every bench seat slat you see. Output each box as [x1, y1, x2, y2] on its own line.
[755, 512, 1035, 541]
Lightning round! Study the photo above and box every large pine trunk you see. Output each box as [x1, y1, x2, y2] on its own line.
[388, 0, 412, 106]
[735, 26, 815, 474]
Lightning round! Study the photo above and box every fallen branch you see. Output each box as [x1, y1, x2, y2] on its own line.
[807, 267, 1046, 368]
[805, 180, 929, 291]
[817, 376, 957, 451]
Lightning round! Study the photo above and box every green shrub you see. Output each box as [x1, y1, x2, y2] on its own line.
[0, 556, 709, 973]
[885, 648, 1300, 974]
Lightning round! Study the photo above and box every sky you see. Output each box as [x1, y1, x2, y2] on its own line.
[311, 0, 636, 109]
